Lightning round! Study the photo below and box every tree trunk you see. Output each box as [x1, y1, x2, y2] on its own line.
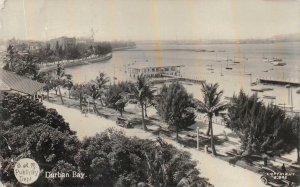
[58, 86, 64, 105]
[47, 91, 49, 100]
[79, 96, 82, 111]
[206, 120, 211, 136]
[209, 117, 217, 155]
[99, 96, 104, 106]
[141, 102, 147, 130]
[120, 109, 123, 117]
[176, 125, 179, 142]
[144, 104, 148, 117]
[93, 101, 100, 116]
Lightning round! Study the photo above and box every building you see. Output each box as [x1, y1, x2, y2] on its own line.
[128, 65, 182, 78]
[8, 39, 43, 52]
[0, 69, 45, 101]
[76, 37, 94, 45]
[49, 36, 76, 50]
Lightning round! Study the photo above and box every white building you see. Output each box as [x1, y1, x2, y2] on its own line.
[128, 65, 182, 78]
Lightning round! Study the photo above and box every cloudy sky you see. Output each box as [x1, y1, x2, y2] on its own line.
[0, 0, 299, 41]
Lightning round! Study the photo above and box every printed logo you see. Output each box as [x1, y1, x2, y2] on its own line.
[14, 158, 40, 184]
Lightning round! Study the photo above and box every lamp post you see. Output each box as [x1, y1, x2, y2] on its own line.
[286, 84, 293, 112]
[196, 127, 199, 150]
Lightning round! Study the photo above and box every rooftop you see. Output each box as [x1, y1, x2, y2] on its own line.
[0, 69, 45, 95]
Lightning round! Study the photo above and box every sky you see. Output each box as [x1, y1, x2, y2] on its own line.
[0, 0, 299, 41]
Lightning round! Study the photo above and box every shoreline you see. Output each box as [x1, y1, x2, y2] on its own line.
[39, 53, 112, 72]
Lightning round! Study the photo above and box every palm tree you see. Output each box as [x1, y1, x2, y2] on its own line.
[130, 75, 154, 131]
[55, 63, 65, 104]
[197, 82, 227, 155]
[92, 72, 109, 106]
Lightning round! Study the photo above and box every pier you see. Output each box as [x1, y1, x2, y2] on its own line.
[259, 78, 300, 87]
[161, 74, 205, 84]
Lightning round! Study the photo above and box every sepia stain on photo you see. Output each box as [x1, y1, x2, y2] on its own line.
[0, 0, 299, 187]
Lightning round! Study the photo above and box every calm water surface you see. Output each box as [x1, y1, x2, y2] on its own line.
[65, 42, 300, 111]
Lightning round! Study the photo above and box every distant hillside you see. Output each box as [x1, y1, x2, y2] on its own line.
[271, 33, 300, 42]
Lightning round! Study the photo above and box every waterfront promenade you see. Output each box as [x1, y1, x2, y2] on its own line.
[38, 53, 112, 72]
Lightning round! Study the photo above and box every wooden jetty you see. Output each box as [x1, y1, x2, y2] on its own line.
[151, 74, 205, 85]
[259, 78, 300, 87]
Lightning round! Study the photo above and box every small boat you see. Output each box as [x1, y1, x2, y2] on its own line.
[220, 64, 224, 76]
[261, 87, 273, 91]
[232, 57, 240, 64]
[269, 57, 282, 62]
[225, 57, 232, 70]
[251, 82, 258, 86]
[271, 61, 286, 66]
[251, 88, 264, 92]
[263, 95, 276, 100]
[207, 64, 214, 71]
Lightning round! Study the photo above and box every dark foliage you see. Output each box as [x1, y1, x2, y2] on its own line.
[224, 90, 297, 157]
[0, 93, 210, 187]
[0, 92, 79, 186]
[75, 129, 210, 187]
[156, 82, 196, 139]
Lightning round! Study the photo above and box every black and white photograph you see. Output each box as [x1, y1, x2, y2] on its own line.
[0, 0, 299, 186]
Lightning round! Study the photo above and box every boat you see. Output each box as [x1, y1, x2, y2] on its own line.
[251, 88, 264, 92]
[225, 57, 233, 70]
[271, 61, 286, 66]
[269, 57, 282, 62]
[233, 57, 240, 63]
[263, 95, 276, 100]
[220, 64, 224, 76]
[207, 64, 214, 71]
[261, 87, 273, 91]
[251, 82, 258, 86]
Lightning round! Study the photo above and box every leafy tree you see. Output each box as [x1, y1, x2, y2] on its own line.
[0, 92, 79, 186]
[196, 82, 227, 155]
[156, 82, 195, 141]
[130, 75, 154, 130]
[75, 129, 211, 187]
[224, 90, 297, 158]
[3, 46, 40, 79]
[3, 45, 20, 72]
[104, 82, 131, 116]
[62, 74, 74, 98]
[92, 72, 110, 106]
